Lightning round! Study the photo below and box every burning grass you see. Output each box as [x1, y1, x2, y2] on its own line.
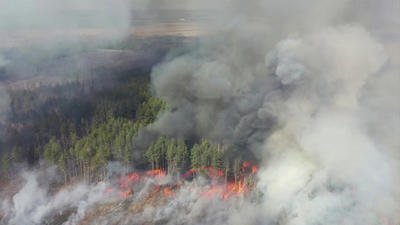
[77, 161, 259, 224]
[114, 161, 258, 201]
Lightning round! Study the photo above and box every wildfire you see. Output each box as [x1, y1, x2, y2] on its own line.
[163, 187, 175, 197]
[146, 169, 166, 178]
[201, 185, 225, 198]
[109, 161, 258, 201]
[252, 165, 258, 174]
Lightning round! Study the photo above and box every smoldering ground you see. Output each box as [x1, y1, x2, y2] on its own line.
[1, 0, 399, 225]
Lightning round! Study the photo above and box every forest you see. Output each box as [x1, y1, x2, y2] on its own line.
[0, 56, 254, 184]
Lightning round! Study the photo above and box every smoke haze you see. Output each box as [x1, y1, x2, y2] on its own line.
[0, 0, 133, 140]
[1, 0, 399, 224]
[146, 0, 400, 224]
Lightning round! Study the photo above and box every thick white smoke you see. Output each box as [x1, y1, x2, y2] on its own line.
[145, 1, 400, 224]
[257, 25, 398, 224]
[0, 168, 113, 225]
[146, 24, 399, 225]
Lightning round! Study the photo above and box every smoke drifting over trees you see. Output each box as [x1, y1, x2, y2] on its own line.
[146, 0, 400, 224]
[1, 0, 399, 224]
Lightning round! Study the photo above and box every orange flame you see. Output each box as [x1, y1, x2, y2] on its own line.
[108, 162, 258, 201]
[120, 188, 133, 198]
[252, 165, 258, 174]
[146, 169, 166, 178]
[163, 187, 175, 197]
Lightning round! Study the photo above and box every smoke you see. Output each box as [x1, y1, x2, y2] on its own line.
[0, 0, 131, 31]
[0, 0, 132, 78]
[0, 167, 118, 225]
[118, 184, 260, 225]
[0, 85, 9, 126]
[145, 0, 400, 224]
[1, 0, 399, 224]
[0, 0, 133, 150]
[0, 165, 258, 225]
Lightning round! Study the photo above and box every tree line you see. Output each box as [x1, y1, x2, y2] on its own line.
[1, 73, 253, 183]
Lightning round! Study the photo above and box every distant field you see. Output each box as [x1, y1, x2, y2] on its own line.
[0, 10, 213, 49]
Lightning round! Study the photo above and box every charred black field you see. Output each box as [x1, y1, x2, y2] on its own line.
[0, 1, 399, 225]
